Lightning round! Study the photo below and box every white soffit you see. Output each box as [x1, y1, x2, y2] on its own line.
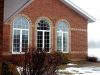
[60, 0, 96, 23]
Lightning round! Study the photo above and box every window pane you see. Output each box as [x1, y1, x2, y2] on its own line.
[63, 33, 67, 52]
[37, 20, 50, 30]
[57, 32, 62, 52]
[13, 30, 20, 52]
[57, 21, 68, 32]
[13, 16, 29, 53]
[37, 31, 43, 50]
[21, 17, 28, 29]
[14, 17, 21, 26]
[44, 32, 49, 52]
[14, 17, 29, 29]
[57, 20, 69, 53]
[37, 19, 50, 52]
[22, 30, 28, 52]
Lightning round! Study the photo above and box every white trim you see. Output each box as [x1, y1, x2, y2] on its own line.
[60, 0, 96, 23]
[35, 17, 52, 53]
[12, 16, 30, 54]
[56, 19, 70, 53]
[57, 31, 69, 53]
[71, 28, 87, 32]
[12, 29, 29, 54]
[37, 30, 50, 50]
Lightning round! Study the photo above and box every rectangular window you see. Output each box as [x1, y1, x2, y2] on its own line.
[57, 31, 68, 53]
[37, 31, 50, 52]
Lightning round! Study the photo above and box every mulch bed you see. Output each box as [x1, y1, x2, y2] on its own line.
[0, 62, 20, 75]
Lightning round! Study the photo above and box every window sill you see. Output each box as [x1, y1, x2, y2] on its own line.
[56, 51, 69, 53]
[12, 52, 25, 55]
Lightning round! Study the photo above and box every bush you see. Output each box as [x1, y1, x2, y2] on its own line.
[53, 52, 69, 64]
[21, 48, 69, 75]
[87, 57, 97, 62]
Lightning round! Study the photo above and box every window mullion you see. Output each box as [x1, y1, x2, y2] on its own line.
[20, 18, 22, 52]
[28, 30, 29, 51]
[62, 32, 63, 52]
[43, 31, 44, 49]
[12, 29, 14, 53]
[20, 30, 22, 53]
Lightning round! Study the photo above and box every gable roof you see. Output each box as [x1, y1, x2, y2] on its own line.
[4, 0, 32, 22]
[4, 0, 95, 23]
[60, 0, 95, 23]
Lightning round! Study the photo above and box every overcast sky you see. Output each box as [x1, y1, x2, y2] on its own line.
[68, 0, 100, 49]
[69, 0, 100, 19]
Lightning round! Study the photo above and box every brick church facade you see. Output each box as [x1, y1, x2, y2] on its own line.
[1, 0, 95, 61]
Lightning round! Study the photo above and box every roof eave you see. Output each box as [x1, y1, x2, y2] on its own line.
[4, 0, 33, 22]
[60, 0, 96, 23]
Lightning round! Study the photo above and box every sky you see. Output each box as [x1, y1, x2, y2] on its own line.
[68, 0, 100, 48]
[69, 0, 100, 19]
[68, 0, 100, 57]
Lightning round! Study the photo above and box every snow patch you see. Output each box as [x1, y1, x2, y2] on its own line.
[59, 66, 100, 75]
[16, 66, 23, 75]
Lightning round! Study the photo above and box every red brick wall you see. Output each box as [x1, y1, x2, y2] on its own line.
[3, 24, 11, 52]
[69, 30, 88, 61]
[0, 0, 4, 60]
[3, 0, 88, 61]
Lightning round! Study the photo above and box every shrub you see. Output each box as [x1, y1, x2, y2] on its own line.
[53, 52, 69, 64]
[1, 62, 10, 75]
[21, 48, 68, 75]
[1, 61, 19, 75]
[87, 56, 97, 62]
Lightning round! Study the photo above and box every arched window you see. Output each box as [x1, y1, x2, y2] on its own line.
[12, 16, 29, 54]
[57, 20, 69, 53]
[37, 19, 50, 52]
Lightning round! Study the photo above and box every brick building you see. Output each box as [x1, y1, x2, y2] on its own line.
[2, 0, 95, 61]
[0, 0, 4, 61]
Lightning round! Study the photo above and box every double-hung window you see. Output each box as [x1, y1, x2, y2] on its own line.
[12, 16, 29, 54]
[57, 21, 69, 53]
[37, 19, 50, 52]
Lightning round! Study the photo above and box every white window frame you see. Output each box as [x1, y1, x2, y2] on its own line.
[37, 30, 50, 51]
[56, 20, 70, 53]
[57, 30, 69, 53]
[36, 20, 51, 53]
[12, 17, 29, 54]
